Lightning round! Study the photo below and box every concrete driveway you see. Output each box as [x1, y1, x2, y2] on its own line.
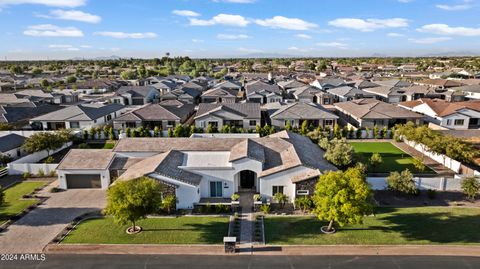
[0, 181, 106, 253]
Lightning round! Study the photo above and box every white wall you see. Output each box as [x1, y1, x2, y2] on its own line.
[367, 176, 463, 191]
[260, 166, 314, 202]
[9, 142, 72, 165]
[8, 163, 58, 176]
[150, 173, 200, 209]
[403, 139, 462, 173]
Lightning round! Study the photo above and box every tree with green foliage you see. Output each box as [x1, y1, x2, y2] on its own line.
[294, 196, 313, 213]
[369, 152, 383, 172]
[104, 177, 163, 233]
[125, 127, 131, 138]
[205, 123, 217, 134]
[168, 127, 174, 138]
[323, 138, 355, 168]
[300, 120, 309, 135]
[120, 70, 136, 80]
[221, 124, 231, 134]
[22, 132, 68, 157]
[333, 124, 342, 139]
[387, 169, 417, 195]
[66, 75, 77, 83]
[173, 125, 185, 137]
[313, 167, 373, 233]
[161, 195, 177, 214]
[412, 158, 426, 173]
[356, 128, 362, 139]
[40, 79, 50, 87]
[461, 177, 480, 201]
[373, 125, 379, 139]
[285, 121, 293, 131]
[153, 126, 160, 137]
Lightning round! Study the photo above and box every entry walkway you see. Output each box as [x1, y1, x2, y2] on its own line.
[238, 192, 254, 253]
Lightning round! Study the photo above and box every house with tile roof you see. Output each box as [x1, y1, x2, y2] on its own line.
[56, 131, 337, 209]
[113, 101, 195, 131]
[112, 86, 160, 105]
[267, 102, 338, 129]
[195, 103, 261, 130]
[29, 103, 125, 130]
[334, 99, 424, 129]
[399, 99, 480, 130]
[245, 80, 283, 104]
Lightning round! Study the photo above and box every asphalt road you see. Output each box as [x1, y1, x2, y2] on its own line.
[1, 255, 479, 269]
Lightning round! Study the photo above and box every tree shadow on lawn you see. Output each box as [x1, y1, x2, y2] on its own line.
[142, 220, 228, 244]
[378, 207, 480, 244]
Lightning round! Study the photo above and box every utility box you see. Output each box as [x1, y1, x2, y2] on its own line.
[223, 237, 236, 253]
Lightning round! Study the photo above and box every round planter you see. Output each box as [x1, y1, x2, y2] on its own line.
[320, 226, 336, 234]
[126, 226, 142, 234]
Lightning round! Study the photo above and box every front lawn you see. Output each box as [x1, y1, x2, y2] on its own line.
[0, 181, 47, 224]
[350, 142, 435, 174]
[62, 216, 229, 244]
[265, 207, 480, 245]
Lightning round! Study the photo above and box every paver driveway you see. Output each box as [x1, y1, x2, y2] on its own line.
[0, 181, 106, 253]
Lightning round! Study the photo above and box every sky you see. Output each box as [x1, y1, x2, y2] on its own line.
[1, 0, 480, 60]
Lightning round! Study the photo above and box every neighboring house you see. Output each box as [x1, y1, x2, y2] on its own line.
[195, 103, 261, 130]
[245, 80, 283, 104]
[0, 133, 26, 160]
[56, 131, 337, 209]
[399, 99, 480, 130]
[449, 85, 480, 100]
[277, 80, 306, 91]
[15, 89, 79, 104]
[0, 103, 61, 128]
[288, 85, 324, 103]
[401, 85, 465, 102]
[327, 86, 375, 102]
[113, 102, 195, 131]
[74, 79, 122, 94]
[30, 103, 124, 130]
[201, 87, 240, 103]
[151, 79, 177, 95]
[415, 79, 465, 89]
[371, 79, 412, 88]
[310, 78, 349, 90]
[334, 99, 424, 129]
[112, 86, 160, 105]
[268, 102, 338, 129]
[362, 86, 407, 103]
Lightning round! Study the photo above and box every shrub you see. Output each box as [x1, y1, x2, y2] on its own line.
[387, 169, 417, 195]
[161, 195, 177, 214]
[215, 204, 229, 214]
[37, 169, 45, 177]
[273, 193, 288, 208]
[355, 128, 362, 139]
[49, 187, 63, 193]
[461, 176, 480, 201]
[44, 156, 55, 164]
[294, 196, 313, 212]
[253, 194, 261, 201]
[49, 170, 57, 177]
[427, 189, 437, 200]
[77, 143, 90, 149]
[23, 172, 31, 179]
[260, 204, 270, 214]
[231, 193, 240, 201]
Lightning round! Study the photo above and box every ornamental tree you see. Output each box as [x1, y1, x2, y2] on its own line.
[323, 138, 355, 168]
[461, 177, 480, 201]
[104, 177, 163, 233]
[313, 167, 373, 233]
[387, 169, 417, 195]
[22, 132, 68, 157]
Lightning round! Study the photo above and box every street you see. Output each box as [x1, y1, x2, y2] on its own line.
[1, 255, 479, 269]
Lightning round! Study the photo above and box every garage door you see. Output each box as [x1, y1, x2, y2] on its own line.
[66, 174, 102, 189]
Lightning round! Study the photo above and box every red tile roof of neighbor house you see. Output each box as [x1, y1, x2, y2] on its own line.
[399, 98, 480, 117]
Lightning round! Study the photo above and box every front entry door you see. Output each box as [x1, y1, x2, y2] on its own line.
[240, 170, 255, 189]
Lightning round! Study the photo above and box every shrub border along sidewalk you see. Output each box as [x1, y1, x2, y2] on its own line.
[0, 180, 50, 232]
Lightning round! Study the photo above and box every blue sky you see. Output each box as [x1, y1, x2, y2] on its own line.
[1, 0, 480, 59]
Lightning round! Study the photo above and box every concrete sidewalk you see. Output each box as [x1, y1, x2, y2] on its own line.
[45, 244, 480, 257]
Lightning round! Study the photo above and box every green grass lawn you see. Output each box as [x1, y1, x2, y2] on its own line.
[265, 207, 480, 245]
[0, 181, 47, 224]
[350, 142, 434, 174]
[62, 216, 229, 244]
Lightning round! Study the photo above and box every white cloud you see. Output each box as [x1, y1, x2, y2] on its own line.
[212, 0, 256, 3]
[23, 24, 83, 37]
[94, 31, 158, 39]
[296, 33, 312, 39]
[417, 23, 480, 36]
[436, 0, 473, 11]
[217, 34, 250, 39]
[189, 14, 249, 27]
[237, 47, 262, 53]
[328, 18, 409, 32]
[191, 39, 204, 43]
[48, 44, 80, 51]
[255, 16, 317, 31]
[0, 0, 86, 7]
[38, 9, 101, 23]
[288, 46, 299, 50]
[316, 42, 348, 49]
[387, 32, 405, 37]
[79, 44, 91, 48]
[172, 10, 200, 17]
[408, 37, 451, 44]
